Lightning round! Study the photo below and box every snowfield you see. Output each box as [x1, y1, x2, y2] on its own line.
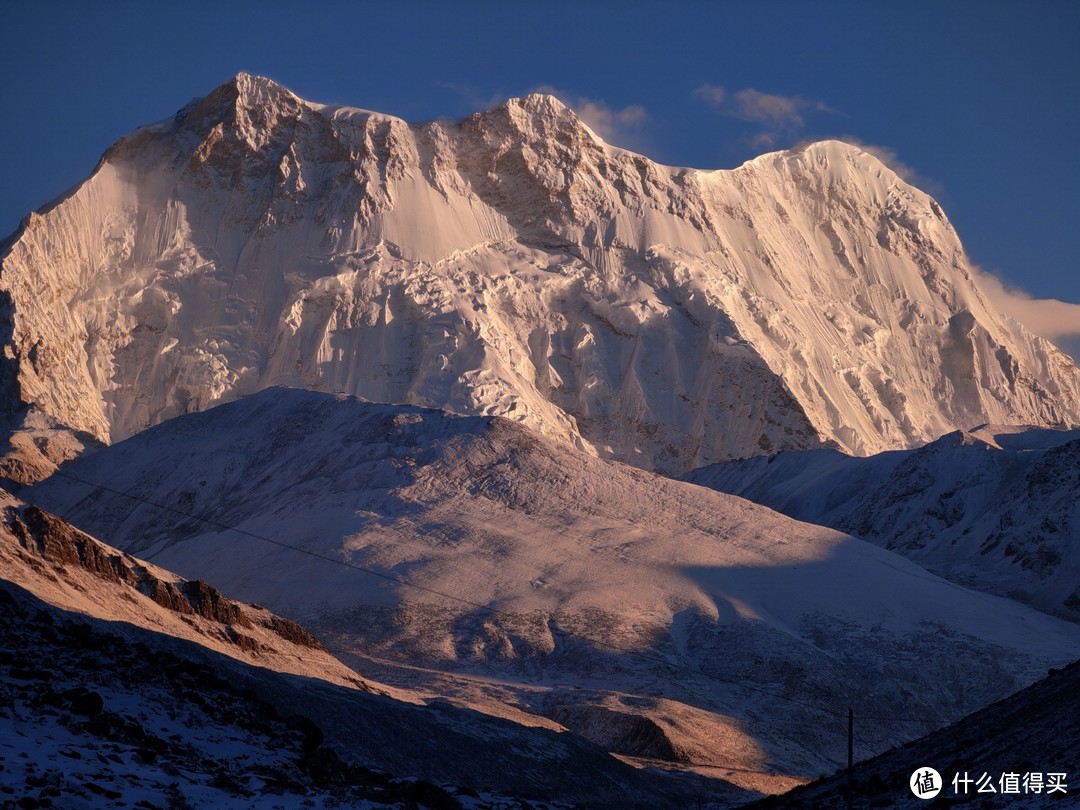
[28, 388, 1080, 785]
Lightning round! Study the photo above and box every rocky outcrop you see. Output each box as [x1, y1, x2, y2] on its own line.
[182, 578, 251, 628]
[2, 498, 330, 652]
[9, 505, 134, 585]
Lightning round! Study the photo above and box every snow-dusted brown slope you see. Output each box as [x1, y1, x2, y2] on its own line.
[3, 73, 1078, 477]
[0, 488, 730, 808]
[0, 487, 367, 688]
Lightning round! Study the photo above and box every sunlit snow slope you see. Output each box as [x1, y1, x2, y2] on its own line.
[29, 389, 1080, 780]
[3, 73, 1078, 476]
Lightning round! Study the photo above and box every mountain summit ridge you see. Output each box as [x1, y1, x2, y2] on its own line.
[2, 74, 1078, 477]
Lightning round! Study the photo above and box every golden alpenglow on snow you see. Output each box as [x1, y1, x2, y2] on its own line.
[3, 75, 1078, 483]
[4, 73, 1080, 809]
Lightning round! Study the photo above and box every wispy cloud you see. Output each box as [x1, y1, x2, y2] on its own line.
[694, 83, 834, 146]
[733, 88, 812, 129]
[693, 84, 727, 106]
[575, 98, 648, 141]
[532, 85, 649, 148]
[970, 264, 1080, 357]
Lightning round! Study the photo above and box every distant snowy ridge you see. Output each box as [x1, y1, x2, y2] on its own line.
[3, 73, 1079, 476]
[688, 425, 1080, 620]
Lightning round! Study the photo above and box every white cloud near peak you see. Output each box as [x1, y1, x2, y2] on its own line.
[531, 85, 649, 147]
[694, 83, 835, 148]
[970, 265, 1080, 351]
[576, 98, 648, 138]
[732, 88, 808, 129]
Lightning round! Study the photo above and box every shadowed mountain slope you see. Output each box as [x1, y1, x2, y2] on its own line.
[748, 657, 1080, 808]
[688, 425, 1080, 620]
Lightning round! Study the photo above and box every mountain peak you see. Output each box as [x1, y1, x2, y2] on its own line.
[781, 139, 917, 187]
[228, 71, 296, 102]
[469, 92, 592, 142]
[752, 138, 895, 176]
[172, 71, 303, 140]
[797, 138, 865, 154]
[511, 92, 575, 115]
[4, 76, 1080, 474]
[222, 71, 304, 118]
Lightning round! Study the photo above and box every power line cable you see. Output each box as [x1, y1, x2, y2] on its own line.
[35, 468, 960, 739]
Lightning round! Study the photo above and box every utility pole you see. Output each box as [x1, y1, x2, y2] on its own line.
[846, 707, 854, 810]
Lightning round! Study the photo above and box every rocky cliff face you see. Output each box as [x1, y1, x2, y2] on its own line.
[3, 73, 1078, 475]
[0, 490, 356, 675]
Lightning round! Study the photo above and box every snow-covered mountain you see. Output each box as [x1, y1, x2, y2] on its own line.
[28, 388, 1080, 786]
[0, 487, 727, 808]
[3, 73, 1079, 479]
[688, 425, 1080, 621]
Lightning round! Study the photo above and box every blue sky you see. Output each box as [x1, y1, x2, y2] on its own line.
[3, 1, 1078, 347]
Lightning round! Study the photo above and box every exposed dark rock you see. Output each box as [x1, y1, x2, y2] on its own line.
[284, 714, 325, 757]
[142, 576, 193, 614]
[181, 580, 251, 627]
[265, 614, 325, 650]
[7, 505, 133, 585]
[225, 626, 259, 652]
[69, 690, 104, 717]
